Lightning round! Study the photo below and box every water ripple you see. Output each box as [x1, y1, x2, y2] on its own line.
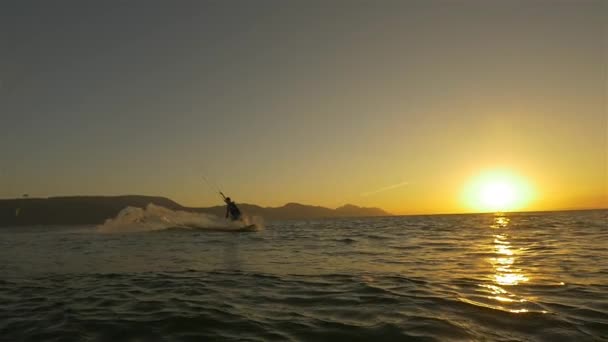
[0, 210, 606, 341]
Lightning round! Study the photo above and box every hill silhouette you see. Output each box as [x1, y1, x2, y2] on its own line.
[0, 196, 390, 227]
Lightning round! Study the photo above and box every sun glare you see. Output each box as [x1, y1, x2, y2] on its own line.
[463, 170, 533, 212]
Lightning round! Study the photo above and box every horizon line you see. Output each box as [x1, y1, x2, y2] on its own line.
[1, 194, 606, 216]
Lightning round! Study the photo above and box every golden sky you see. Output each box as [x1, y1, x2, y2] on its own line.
[1, 1, 606, 214]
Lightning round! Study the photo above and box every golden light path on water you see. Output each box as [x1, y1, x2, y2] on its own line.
[484, 215, 547, 314]
[490, 216, 529, 287]
[460, 214, 552, 314]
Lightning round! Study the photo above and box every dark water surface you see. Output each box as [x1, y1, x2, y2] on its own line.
[1, 210, 607, 341]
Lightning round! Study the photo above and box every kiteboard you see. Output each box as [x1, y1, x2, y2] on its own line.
[166, 224, 258, 232]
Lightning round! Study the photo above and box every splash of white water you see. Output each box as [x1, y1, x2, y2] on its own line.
[97, 203, 263, 233]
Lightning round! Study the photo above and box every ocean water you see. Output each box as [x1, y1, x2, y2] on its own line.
[0, 209, 607, 341]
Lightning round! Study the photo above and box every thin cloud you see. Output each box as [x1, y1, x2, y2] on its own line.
[360, 181, 410, 197]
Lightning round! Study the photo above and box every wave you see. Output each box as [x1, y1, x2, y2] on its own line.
[97, 204, 264, 233]
[6, 270, 600, 341]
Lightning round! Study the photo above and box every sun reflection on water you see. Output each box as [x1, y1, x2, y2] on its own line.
[460, 214, 554, 314]
[489, 215, 529, 286]
[469, 214, 545, 314]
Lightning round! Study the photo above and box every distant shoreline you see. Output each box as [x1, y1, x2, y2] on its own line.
[1, 195, 605, 227]
[0, 195, 391, 227]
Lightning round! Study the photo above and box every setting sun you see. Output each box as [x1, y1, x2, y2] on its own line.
[481, 182, 516, 210]
[463, 170, 534, 212]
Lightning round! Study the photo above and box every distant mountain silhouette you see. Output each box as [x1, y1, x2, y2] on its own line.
[0, 195, 391, 227]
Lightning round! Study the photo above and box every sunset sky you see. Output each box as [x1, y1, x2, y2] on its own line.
[1, 1, 606, 214]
